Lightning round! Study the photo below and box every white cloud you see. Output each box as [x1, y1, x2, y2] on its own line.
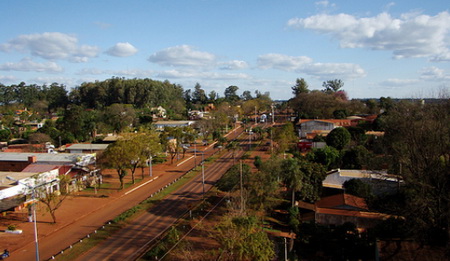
[257, 53, 312, 71]
[148, 45, 216, 67]
[77, 68, 153, 77]
[0, 58, 63, 73]
[106, 42, 138, 57]
[219, 60, 248, 70]
[381, 78, 419, 86]
[315, 1, 336, 9]
[156, 69, 250, 81]
[383, 2, 396, 12]
[0, 75, 16, 83]
[287, 11, 450, 61]
[0, 32, 100, 62]
[302, 62, 366, 79]
[420, 66, 450, 81]
[94, 21, 112, 29]
[31, 76, 74, 86]
[257, 53, 365, 79]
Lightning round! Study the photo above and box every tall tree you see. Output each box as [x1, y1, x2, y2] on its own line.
[100, 139, 135, 189]
[383, 101, 450, 245]
[322, 79, 344, 94]
[45, 83, 69, 112]
[123, 131, 162, 183]
[224, 85, 240, 104]
[104, 103, 136, 133]
[241, 90, 253, 101]
[208, 90, 218, 103]
[292, 78, 310, 96]
[192, 83, 207, 104]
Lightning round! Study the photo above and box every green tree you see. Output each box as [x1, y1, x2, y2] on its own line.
[224, 85, 240, 104]
[347, 126, 367, 146]
[326, 127, 351, 150]
[208, 90, 218, 103]
[341, 145, 370, 169]
[100, 139, 135, 189]
[273, 122, 297, 154]
[291, 78, 309, 96]
[289, 91, 344, 119]
[307, 146, 340, 170]
[192, 83, 207, 104]
[379, 96, 394, 111]
[124, 131, 162, 183]
[281, 158, 304, 207]
[383, 101, 450, 245]
[45, 83, 69, 112]
[216, 163, 251, 192]
[322, 79, 344, 94]
[216, 215, 275, 261]
[0, 128, 12, 142]
[104, 103, 136, 133]
[241, 90, 253, 101]
[162, 126, 188, 163]
[333, 109, 348, 119]
[247, 158, 283, 210]
[343, 179, 373, 200]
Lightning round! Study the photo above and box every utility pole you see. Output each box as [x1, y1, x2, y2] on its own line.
[240, 160, 244, 214]
[272, 104, 275, 124]
[201, 151, 205, 199]
[149, 155, 153, 177]
[7, 176, 58, 261]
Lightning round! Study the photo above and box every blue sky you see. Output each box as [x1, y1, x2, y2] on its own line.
[0, 0, 449, 100]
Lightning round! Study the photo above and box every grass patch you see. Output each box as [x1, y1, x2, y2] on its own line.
[53, 222, 123, 260]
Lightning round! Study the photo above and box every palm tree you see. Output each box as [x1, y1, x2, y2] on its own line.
[281, 158, 303, 207]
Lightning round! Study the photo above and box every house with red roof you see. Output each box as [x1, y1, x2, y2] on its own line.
[296, 115, 378, 139]
[299, 193, 393, 231]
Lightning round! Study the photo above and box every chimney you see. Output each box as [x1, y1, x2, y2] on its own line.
[28, 156, 37, 164]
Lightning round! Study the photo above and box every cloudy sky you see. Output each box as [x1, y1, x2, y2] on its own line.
[1, 0, 449, 100]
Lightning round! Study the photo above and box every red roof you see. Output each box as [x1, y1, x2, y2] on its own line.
[317, 193, 368, 211]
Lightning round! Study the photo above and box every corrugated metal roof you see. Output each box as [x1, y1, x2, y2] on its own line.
[0, 172, 39, 187]
[66, 143, 109, 150]
[0, 152, 84, 163]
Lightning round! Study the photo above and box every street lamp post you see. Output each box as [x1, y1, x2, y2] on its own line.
[149, 155, 153, 177]
[7, 176, 57, 261]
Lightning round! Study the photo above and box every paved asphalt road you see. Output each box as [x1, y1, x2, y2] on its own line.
[78, 148, 245, 261]
[77, 127, 249, 260]
[10, 126, 244, 261]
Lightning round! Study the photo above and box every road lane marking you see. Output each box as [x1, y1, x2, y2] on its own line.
[176, 155, 194, 166]
[124, 176, 159, 195]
